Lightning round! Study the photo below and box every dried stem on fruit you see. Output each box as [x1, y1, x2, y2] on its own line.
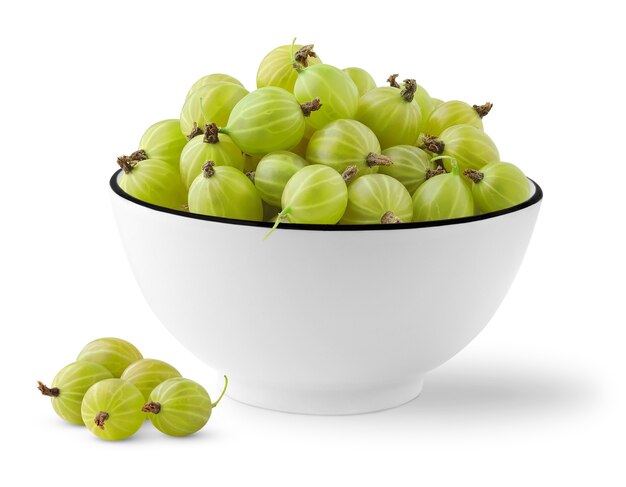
[94, 412, 109, 430]
[37, 381, 59, 397]
[425, 166, 446, 179]
[202, 160, 216, 178]
[342, 165, 358, 182]
[117, 156, 137, 174]
[203, 123, 220, 144]
[366, 152, 393, 167]
[141, 402, 161, 414]
[420, 135, 445, 154]
[387, 74, 400, 88]
[187, 122, 204, 141]
[400, 79, 417, 102]
[381, 211, 402, 224]
[473, 102, 493, 118]
[463, 168, 484, 183]
[294, 44, 317, 67]
[300, 98, 322, 117]
[246, 171, 255, 183]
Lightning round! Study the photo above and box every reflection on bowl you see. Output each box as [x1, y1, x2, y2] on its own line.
[110, 170, 542, 415]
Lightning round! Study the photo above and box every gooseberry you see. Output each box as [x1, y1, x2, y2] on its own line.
[464, 161, 530, 213]
[378, 145, 433, 194]
[120, 358, 182, 401]
[424, 100, 492, 136]
[77, 337, 143, 378]
[343, 67, 377, 96]
[256, 42, 322, 92]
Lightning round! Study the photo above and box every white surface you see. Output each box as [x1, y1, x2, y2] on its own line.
[1, 0, 624, 485]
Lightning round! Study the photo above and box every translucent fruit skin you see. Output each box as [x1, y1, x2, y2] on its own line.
[343, 67, 377, 97]
[186, 73, 244, 98]
[424, 100, 484, 136]
[146, 377, 213, 437]
[470, 162, 530, 213]
[138, 119, 188, 169]
[119, 158, 188, 211]
[180, 82, 249, 137]
[120, 358, 182, 401]
[379, 145, 433, 194]
[254, 151, 308, 207]
[340, 174, 413, 224]
[281, 165, 348, 224]
[222, 87, 306, 157]
[356, 86, 422, 149]
[179, 134, 244, 189]
[81, 378, 145, 441]
[256, 44, 322, 93]
[294, 64, 359, 130]
[412, 169, 475, 222]
[306, 119, 382, 179]
[188, 165, 263, 221]
[47, 361, 113, 425]
[437, 124, 500, 174]
[77, 337, 143, 378]
[413, 84, 436, 125]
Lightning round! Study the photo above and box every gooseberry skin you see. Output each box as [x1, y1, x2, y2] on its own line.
[412, 162, 475, 222]
[81, 378, 145, 441]
[254, 151, 308, 207]
[38, 361, 113, 425]
[138, 119, 188, 169]
[378, 145, 433, 194]
[356, 86, 422, 149]
[294, 64, 359, 130]
[180, 82, 249, 137]
[77, 337, 143, 379]
[256, 43, 322, 93]
[306, 119, 384, 179]
[343, 67, 377, 96]
[179, 132, 244, 189]
[466, 161, 530, 213]
[186, 73, 244, 98]
[144, 377, 217, 437]
[188, 164, 263, 221]
[340, 174, 413, 224]
[118, 158, 188, 211]
[120, 359, 182, 401]
[424, 100, 485, 136]
[281, 164, 348, 224]
[424, 124, 500, 174]
[221, 87, 307, 157]
[413, 83, 436, 124]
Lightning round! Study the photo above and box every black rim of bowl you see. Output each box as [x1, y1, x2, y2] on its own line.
[110, 169, 543, 231]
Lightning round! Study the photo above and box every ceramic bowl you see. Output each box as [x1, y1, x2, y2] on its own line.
[110, 170, 542, 414]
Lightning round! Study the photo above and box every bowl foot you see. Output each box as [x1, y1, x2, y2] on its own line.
[225, 375, 425, 415]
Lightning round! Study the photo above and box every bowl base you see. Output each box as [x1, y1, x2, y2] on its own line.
[225, 375, 425, 415]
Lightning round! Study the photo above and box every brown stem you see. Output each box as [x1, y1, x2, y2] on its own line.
[129, 149, 148, 162]
[141, 402, 161, 414]
[366, 153, 393, 167]
[187, 122, 204, 141]
[420, 135, 445, 154]
[246, 171, 255, 183]
[463, 168, 484, 183]
[381, 211, 402, 224]
[425, 166, 446, 179]
[37, 381, 59, 397]
[94, 412, 109, 430]
[342, 165, 358, 182]
[400, 79, 417, 102]
[117, 155, 136, 174]
[203, 123, 220, 144]
[300, 98, 322, 117]
[202, 160, 216, 178]
[473, 102, 493, 118]
[294, 44, 317, 68]
[387, 74, 400, 88]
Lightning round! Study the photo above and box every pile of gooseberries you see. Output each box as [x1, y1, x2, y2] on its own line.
[37, 337, 228, 440]
[117, 39, 532, 232]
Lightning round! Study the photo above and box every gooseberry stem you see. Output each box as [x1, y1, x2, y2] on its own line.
[212, 375, 229, 408]
[342, 165, 358, 182]
[387, 74, 400, 88]
[463, 168, 484, 183]
[187, 122, 204, 140]
[473, 102, 493, 118]
[141, 401, 161, 414]
[381, 211, 402, 224]
[94, 411, 109, 430]
[420, 135, 445, 154]
[300, 98, 322, 117]
[37, 381, 59, 397]
[263, 207, 292, 240]
[431, 155, 460, 175]
[400, 79, 417, 102]
[202, 160, 216, 178]
[425, 166, 446, 179]
[366, 152, 393, 167]
[203, 123, 220, 144]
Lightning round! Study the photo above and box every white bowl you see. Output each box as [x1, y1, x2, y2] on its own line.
[110, 171, 542, 415]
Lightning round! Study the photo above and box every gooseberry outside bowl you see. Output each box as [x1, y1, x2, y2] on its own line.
[110, 170, 543, 415]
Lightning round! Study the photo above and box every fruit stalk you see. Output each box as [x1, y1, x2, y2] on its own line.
[202, 160, 216, 178]
[300, 98, 322, 117]
[473, 102, 493, 118]
[463, 168, 484, 182]
[381, 211, 402, 224]
[37, 381, 59, 397]
[141, 402, 161, 414]
[387, 73, 400, 88]
[400, 79, 417, 102]
[366, 152, 393, 167]
[94, 411, 109, 430]
[203, 123, 220, 144]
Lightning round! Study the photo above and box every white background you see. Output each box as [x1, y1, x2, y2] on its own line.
[1, 1, 624, 485]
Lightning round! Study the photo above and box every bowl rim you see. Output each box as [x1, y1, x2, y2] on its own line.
[110, 169, 543, 231]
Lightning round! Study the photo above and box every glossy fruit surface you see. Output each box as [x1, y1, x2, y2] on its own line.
[424, 100, 491, 136]
[343, 67, 377, 96]
[294, 63, 359, 130]
[464, 161, 530, 213]
[186, 73, 244, 97]
[221, 87, 311, 157]
[256, 43, 322, 92]
[120, 358, 182, 401]
[340, 174, 413, 224]
[118, 156, 187, 211]
[143, 376, 227, 437]
[306, 119, 389, 178]
[81, 378, 145, 441]
[139, 119, 188, 169]
[378, 145, 433, 194]
[77, 337, 143, 378]
[180, 81, 249, 137]
[254, 151, 308, 207]
[179, 126, 244, 189]
[412, 159, 474, 221]
[188, 161, 263, 221]
[38, 361, 113, 425]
